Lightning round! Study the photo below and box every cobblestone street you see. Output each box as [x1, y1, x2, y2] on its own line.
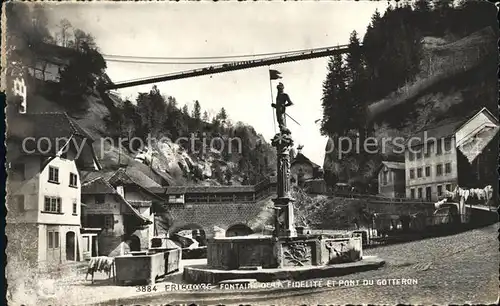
[258, 224, 499, 305]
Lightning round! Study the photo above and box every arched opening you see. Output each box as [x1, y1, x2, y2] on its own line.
[225, 224, 254, 237]
[65, 231, 76, 261]
[127, 235, 141, 252]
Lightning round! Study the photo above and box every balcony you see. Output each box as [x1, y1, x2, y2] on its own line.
[128, 200, 152, 207]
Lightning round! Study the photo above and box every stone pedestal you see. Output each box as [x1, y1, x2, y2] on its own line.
[271, 131, 296, 237]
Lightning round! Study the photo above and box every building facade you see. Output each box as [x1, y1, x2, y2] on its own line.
[378, 161, 406, 198]
[405, 108, 499, 202]
[81, 167, 163, 256]
[6, 111, 100, 267]
[290, 147, 322, 187]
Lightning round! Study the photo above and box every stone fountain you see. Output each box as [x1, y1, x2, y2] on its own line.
[183, 83, 384, 284]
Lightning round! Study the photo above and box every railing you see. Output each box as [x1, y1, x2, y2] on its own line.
[128, 200, 153, 207]
[329, 192, 432, 204]
[176, 178, 277, 205]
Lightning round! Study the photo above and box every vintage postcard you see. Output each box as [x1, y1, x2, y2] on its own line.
[3, 0, 499, 305]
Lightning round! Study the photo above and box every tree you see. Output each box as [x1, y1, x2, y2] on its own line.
[320, 54, 350, 136]
[135, 86, 168, 137]
[69, 29, 97, 50]
[202, 111, 209, 122]
[192, 100, 201, 120]
[182, 104, 189, 116]
[414, 0, 431, 13]
[57, 19, 72, 47]
[59, 43, 107, 105]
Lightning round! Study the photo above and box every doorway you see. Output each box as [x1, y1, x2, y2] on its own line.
[66, 231, 76, 261]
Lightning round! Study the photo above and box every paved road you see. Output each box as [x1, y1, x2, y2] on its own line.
[255, 223, 499, 305]
[141, 224, 497, 305]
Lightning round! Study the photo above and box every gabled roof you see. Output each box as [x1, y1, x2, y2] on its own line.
[9, 112, 94, 142]
[380, 161, 405, 171]
[7, 112, 101, 169]
[407, 120, 464, 148]
[407, 107, 499, 148]
[81, 176, 151, 225]
[107, 167, 166, 201]
[291, 152, 320, 168]
[81, 177, 116, 194]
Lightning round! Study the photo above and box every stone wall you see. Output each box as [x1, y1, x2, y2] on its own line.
[164, 197, 275, 238]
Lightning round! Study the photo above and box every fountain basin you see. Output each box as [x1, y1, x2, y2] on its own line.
[207, 235, 363, 270]
[184, 255, 385, 284]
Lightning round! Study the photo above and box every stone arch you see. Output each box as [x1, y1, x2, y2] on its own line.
[127, 234, 141, 252]
[65, 231, 76, 261]
[225, 223, 254, 237]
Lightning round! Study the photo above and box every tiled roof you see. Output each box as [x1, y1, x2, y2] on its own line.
[408, 120, 464, 148]
[381, 161, 405, 170]
[31, 43, 79, 66]
[80, 175, 151, 224]
[81, 177, 116, 194]
[7, 112, 100, 169]
[407, 107, 499, 148]
[109, 167, 162, 189]
[292, 152, 320, 168]
[9, 112, 94, 142]
[81, 170, 116, 185]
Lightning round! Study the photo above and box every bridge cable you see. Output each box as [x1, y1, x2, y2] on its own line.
[101, 44, 349, 61]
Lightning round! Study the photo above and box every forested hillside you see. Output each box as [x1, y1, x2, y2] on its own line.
[320, 0, 497, 189]
[4, 3, 276, 186]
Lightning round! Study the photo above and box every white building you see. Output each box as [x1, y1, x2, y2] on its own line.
[6, 111, 101, 267]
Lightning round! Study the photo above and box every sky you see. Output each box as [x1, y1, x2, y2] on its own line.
[43, 1, 389, 166]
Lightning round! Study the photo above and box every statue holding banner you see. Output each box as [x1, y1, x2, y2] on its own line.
[272, 82, 293, 133]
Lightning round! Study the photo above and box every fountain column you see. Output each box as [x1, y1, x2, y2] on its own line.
[271, 130, 296, 237]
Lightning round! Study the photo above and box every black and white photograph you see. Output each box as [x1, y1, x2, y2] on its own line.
[2, 0, 499, 305]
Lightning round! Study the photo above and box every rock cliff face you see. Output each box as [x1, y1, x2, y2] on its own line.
[16, 80, 276, 187]
[323, 27, 497, 188]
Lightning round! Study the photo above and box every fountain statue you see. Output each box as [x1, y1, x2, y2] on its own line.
[183, 82, 384, 284]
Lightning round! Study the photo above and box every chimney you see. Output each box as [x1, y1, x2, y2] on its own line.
[297, 145, 304, 154]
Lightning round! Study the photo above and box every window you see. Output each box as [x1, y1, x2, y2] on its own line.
[444, 139, 452, 152]
[436, 139, 443, 155]
[425, 166, 431, 177]
[417, 168, 423, 178]
[425, 187, 432, 201]
[382, 171, 388, 185]
[436, 164, 443, 176]
[409, 169, 415, 179]
[424, 145, 431, 158]
[43, 196, 61, 213]
[48, 231, 60, 249]
[95, 195, 105, 204]
[446, 184, 452, 191]
[416, 150, 422, 160]
[48, 166, 59, 183]
[417, 188, 423, 199]
[410, 188, 415, 199]
[445, 163, 451, 174]
[409, 152, 415, 161]
[69, 173, 78, 187]
[72, 200, 77, 215]
[437, 185, 443, 196]
[104, 215, 114, 230]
